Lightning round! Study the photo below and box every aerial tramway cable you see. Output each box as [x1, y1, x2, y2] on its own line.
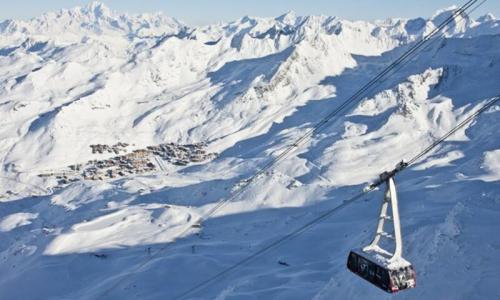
[173, 94, 499, 299]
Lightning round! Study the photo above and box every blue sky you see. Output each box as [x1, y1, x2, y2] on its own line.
[0, 0, 498, 25]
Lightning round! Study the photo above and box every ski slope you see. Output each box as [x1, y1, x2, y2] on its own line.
[0, 2, 499, 299]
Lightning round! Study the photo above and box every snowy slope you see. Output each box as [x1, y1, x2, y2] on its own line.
[0, 2, 499, 300]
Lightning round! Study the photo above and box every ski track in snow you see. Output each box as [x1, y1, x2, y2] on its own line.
[0, 2, 500, 300]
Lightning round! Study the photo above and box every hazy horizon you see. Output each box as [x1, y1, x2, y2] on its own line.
[0, 0, 498, 25]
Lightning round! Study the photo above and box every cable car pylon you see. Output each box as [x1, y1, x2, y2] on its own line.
[347, 161, 416, 293]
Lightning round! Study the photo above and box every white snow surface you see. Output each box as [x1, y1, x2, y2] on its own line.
[480, 150, 500, 181]
[0, 212, 38, 232]
[0, 2, 500, 300]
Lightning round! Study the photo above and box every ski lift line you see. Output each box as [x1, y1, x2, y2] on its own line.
[96, 1, 483, 298]
[201, 0, 481, 221]
[173, 94, 499, 300]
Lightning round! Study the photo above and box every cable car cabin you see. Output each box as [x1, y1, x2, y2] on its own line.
[347, 170, 416, 293]
[347, 249, 416, 293]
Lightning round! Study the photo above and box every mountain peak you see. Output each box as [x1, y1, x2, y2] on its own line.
[477, 13, 496, 22]
[276, 11, 298, 24]
[431, 5, 462, 23]
[430, 5, 471, 35]
[84, 1, 112, 18]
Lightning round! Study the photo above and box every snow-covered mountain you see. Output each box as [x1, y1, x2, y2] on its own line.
[0, 2, 185, 41]
[0, 2, 499, 299]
